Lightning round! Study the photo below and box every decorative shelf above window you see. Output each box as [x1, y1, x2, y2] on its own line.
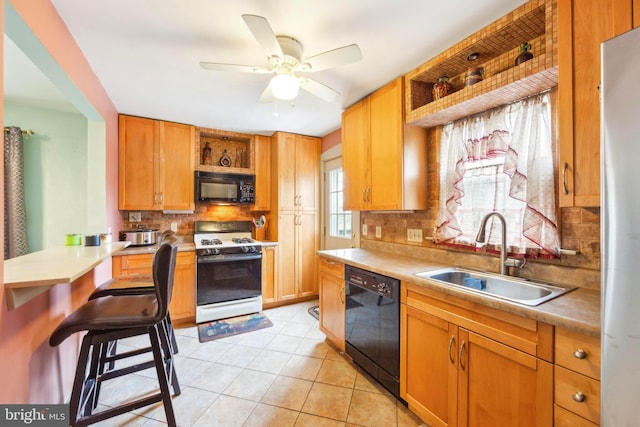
[404, 0, 557, 128]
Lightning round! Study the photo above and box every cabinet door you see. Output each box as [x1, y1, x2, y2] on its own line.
[161, 121, 195, 211]
[169, 252, 195, 320]
[297, 211, 319, 297]
[261, 245, 277, 305]
[118, 115, 160, 210]
[319, 263, 345, 351]
[457, 329, 553, 427]
[403, 305, 457, 427]
[274, 132, 298, 211]
[342, 99, 370, 211]
[296, 135, 320, 211]
[370, 78, 404, 210]
[277, 212, 297, 300]
[252, 135, 271, 211]
[558, 0, 633, 207]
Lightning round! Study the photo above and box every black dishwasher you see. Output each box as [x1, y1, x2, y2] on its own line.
[345, 265, 401, 399]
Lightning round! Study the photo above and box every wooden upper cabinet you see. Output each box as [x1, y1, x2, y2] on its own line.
[342, 98, 370, 211]
[119, 115, 195, 211]
[251, 135, 271, 211]
[558, 0, 633, 207]
[161, 121, 195, 211]
[272, 132, 320, 212]
[342, 78, 427, 211]
[119, 115, 159, 210]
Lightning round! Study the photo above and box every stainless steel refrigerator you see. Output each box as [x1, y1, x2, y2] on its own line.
[601, 25, 640, 426]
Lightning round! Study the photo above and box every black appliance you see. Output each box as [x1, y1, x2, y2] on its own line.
[345, 265, 401, 399]
[194, 221, 262, 323]
[195, 171, 255, 204]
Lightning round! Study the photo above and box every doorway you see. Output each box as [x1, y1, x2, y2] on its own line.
[321, 145, 359, 250]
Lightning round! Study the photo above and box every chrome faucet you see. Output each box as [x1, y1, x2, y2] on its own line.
[475, 212, 524, 275]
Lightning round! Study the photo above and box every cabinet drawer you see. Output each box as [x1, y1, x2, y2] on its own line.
[318, 258, 344, 279]
[555, 327, 600, 380]
[554, 366, 600, 424]
[554, 405, 598, 427]
[119, 254, 153, 270]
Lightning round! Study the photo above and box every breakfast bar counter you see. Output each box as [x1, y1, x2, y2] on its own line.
[3, 242, 130, 310]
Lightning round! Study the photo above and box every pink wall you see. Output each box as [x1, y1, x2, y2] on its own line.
[322, 128, 341, 153]
[0, 0, 121, 403]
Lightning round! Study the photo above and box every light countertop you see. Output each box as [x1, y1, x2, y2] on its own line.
[318, 248, 600, 337]
[4, 242, 130, 310]
[113, 240, 278, 256]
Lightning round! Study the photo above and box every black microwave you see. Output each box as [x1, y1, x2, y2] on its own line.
[195, 171, 255, 204]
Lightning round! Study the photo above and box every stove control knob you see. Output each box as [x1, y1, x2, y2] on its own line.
[212, 248, 220, 256]
[241, 246, 250, 253]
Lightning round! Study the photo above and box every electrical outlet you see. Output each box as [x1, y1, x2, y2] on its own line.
[129, 212, 141, 222]
[375, 226, 382, 238]
[170, 222, 178, 232]
[407, 228, 423, 242]
[362, 224, 368, 236]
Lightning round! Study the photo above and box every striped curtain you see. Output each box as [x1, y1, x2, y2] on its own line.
[4, 126, 28, 259]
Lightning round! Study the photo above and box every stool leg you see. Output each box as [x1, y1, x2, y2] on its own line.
[69, 335, 93, 426]
[165, 314, 179, 354]
[149, 325, 177, 427]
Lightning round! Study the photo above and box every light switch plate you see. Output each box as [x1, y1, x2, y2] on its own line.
[170, 222, 178, 232]
[129, 212, 141, 222]
[362, 224, 368, 236]
[375, 226, 382, 238]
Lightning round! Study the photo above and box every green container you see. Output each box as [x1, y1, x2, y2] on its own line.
[65, 234, 82, 246]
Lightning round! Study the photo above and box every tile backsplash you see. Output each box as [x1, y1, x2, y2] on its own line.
[120, 204, 267, 242]
[361, 206, 601, 290]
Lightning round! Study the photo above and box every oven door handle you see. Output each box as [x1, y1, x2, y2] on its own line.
[197, 254, 263, 263]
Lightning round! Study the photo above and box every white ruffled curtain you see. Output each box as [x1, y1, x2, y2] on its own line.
[434, 91, 559, 257]
[4, 126, 29, 259]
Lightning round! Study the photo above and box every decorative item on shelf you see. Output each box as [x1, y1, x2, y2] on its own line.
[219, 149, 232, 167]
[202, 142, 213, 165]
[515, 42, 534, 66]
[432, 76, 454, 100]
[235, 148, 241, 167]
[465, 66, 485, 87]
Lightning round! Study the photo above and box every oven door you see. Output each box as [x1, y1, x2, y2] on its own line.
[196, 253, 262, 306]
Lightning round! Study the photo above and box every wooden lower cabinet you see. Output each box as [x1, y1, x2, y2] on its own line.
[112, 251, 195, 321]
[261, 245, 278, 307]
[401, 282, 553, 427]
[553, 327, 601, 425]
[318, 257, 345, 351]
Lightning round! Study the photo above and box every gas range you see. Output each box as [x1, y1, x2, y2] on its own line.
[194, 221, 262, 257]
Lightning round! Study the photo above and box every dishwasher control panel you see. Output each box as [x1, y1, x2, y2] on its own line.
[345, 265, 399, 296]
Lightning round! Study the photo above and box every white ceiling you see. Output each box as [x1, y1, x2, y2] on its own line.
[8, 0, 527, 137]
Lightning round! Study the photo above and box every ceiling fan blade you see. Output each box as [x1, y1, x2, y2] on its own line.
[199, 62, 272, 73]
[258, 84, 275, 103]
[299, 77, 340, 102]
[302, 44, 362, 72]
[242, 14, 283, 61]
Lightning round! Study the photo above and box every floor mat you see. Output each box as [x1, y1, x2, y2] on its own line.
[197, 312, 272, 343]
[308, 305, 319, 320]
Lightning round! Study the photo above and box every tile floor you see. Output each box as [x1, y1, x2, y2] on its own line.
[91, 299, 427, 427]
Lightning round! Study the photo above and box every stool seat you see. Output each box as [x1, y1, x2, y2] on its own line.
[49, 295, 158, 347]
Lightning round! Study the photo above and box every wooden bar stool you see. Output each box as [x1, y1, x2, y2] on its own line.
[50, 240, 180, 427]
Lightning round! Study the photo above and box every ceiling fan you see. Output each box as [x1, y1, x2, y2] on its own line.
[200, 14, 362, 103]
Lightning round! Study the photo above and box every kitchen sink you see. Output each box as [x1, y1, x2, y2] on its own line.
[414, 267, 575, 306]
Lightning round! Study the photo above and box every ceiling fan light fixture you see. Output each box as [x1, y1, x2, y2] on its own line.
[270, 71, 299, 100]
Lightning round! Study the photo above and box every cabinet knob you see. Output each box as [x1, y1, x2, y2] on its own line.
[572, 391, 586, 403]
[573, 349, 587, 359]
